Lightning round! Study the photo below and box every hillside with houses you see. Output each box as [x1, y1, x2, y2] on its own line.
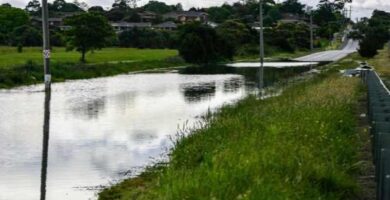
[1, 0, 342, 54]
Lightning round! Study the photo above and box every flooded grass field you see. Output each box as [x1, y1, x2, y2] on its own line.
[0, 65, 310, 200]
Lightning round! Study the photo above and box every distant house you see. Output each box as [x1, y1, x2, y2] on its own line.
[138, 11, 157, 22]
[32, 17, 70, 30]
[111, 22, 152, 32]
[278, 13, 307, 24]
[163, 11, 208, 24]
[154, 21, 177, 30]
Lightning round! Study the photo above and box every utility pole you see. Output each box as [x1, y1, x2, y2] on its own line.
[310, 12, 314, 51]
[259, 0, 265, 93]
[307, 6, 314, 52]
[40, 1, 51, 200]
[42, 0, 51, 90]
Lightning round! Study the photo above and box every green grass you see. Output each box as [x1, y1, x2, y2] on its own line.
[364, 47, 390, 86]
[234, 50, 311, 62]
[0, 47, 183, 88]
[0, 46, 178, 68]
[99, 59, 367, 200]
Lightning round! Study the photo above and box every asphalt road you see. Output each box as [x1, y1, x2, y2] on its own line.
[294, 40, 359, 62]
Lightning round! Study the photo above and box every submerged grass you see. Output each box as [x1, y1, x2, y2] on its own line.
[99, 61, 366, 199]
[0, 58, 185, 89]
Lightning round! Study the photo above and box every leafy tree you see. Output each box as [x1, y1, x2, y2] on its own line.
[0, 5, 29, 44]
[230, 0, 276, 24]
[52, 0, 66, 11]
[11, 25, 42, 47]
[0, 33, 6, 45]
[118, 28, 176, 49]
[25, 0, 41, 16]
[112, 0, 139, 9]
[207, 5, 233, 23]
[1, 3, 11, 7]
[50, 30, 65, 46]
[280, 0, 305, 15]
[106, 8, 126, 21]
[123, 11, 141, 22]
[313, 2, 345, 38]
[174, 3, 183, 11]
[88, 6, 105, 14]
[50, 0, 82, 12]
[143, 1, 172, 14]
[265, 7, 282, 26]
[265, 22, 310, 51]
[370, 10, 390, 28]
[358, 36, 379, 58]
[178, 23, 232, 65]
[357, 10, 390, 58]
[313, 4, 338, 26]
[319, 0, 352, 10]
[65, 13, 114, 62]
[216, 20, 251, 54]
[112, 0, 129, 10]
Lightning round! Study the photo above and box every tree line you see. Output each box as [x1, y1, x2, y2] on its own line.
[349, 10, 390, 58]
[0, 0, 353, 64]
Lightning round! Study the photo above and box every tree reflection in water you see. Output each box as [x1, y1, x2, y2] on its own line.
[181, 82, 217, 103]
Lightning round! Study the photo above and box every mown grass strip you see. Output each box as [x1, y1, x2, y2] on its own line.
[0, 47, 184, 89]
[99, 66, 366, 199]
[0, 47, 178, 68]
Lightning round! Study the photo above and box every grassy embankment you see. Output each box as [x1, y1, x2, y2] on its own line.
[99, 57, 370, 200]
[0, 47, 183, 88]
[234, 49, 312, 61]
[234, 38, 343, 62]
[365, 47, 390, 85]
[0, 46, 311, 89]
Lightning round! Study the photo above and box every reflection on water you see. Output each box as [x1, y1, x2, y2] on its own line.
[71, 97, 107, 120]
[224, 78, 243, 94]
[0, 65, 312, 200]
[41, 88, 51, 200]
[181, 82, 216, 103]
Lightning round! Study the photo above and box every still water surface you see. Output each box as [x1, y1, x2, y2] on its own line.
[0, 66, 309, 200]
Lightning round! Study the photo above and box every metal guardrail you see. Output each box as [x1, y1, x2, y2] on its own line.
[362, 70, 390, 200]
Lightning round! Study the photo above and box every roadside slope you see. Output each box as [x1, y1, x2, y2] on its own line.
[99, 61, 368, 200]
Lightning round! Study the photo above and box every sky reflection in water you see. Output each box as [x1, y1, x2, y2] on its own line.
[0, 70, 254, 200]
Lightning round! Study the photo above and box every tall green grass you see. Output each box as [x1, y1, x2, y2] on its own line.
[364, 47, 390, 87]
[99, 69, 365, 199]
[0, 47, 178, 69]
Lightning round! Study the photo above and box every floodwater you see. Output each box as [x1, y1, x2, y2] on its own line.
[226, 61, 318, 68]
[0, 65, 311, 200]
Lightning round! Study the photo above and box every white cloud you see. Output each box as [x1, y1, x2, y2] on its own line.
[1, 0, 388, 19]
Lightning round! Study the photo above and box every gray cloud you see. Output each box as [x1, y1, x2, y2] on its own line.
[1, 0, 388, 19]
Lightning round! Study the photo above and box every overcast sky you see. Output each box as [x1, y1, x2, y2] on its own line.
[1, 0, 389, 19]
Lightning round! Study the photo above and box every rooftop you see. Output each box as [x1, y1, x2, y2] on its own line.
[154, 21, 177, 29]
[110, 22, 152, 28]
